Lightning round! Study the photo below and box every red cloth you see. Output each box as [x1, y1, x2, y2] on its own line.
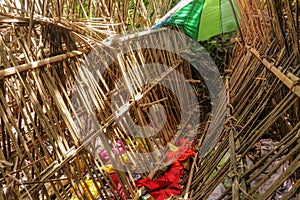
[136, 165, 181, 200]
[166, 147, 195, 168]
[136, 146, 195, 200]
[110, 174, 127, 199]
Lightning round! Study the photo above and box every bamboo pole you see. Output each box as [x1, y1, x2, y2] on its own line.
[0, 51, 85, 80]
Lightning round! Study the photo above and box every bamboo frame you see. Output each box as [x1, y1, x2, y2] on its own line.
[186, 0, 300, 199]
[1, 0, 299, 199]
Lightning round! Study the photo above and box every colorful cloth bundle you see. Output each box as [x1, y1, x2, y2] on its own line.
[136, 139, 195, 200]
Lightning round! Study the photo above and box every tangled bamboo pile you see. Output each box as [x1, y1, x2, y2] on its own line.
[0, 0, 208, 199]
[0, 1, 162, 199]
[186, 0, 300, 199]
[1, 0, 300, 199]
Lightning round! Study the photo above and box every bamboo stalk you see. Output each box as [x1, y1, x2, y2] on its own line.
[247, 45, 300, 98]
[0, 50, 85, 79]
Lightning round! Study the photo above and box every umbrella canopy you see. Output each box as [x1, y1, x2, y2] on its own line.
[153, 0, 239, 41]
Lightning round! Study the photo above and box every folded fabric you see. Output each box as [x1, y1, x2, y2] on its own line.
[136, 147, 195, 200]
[136, 166, 181, 200]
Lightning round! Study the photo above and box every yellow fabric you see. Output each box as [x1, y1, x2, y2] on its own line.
[167, 143, 179, 152]
[70, 179, 102, 200]
[98, 164, 115, 174]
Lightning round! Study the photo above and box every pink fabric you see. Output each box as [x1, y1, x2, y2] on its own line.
[99, 140, 126, 163]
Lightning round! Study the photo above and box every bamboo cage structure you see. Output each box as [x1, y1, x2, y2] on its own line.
[185, 0, 300, 199]
[0, 0, 211, 199]
[1, 0, 300, 199]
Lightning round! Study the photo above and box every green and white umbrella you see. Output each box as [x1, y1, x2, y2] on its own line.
[153, 0, 239, 41]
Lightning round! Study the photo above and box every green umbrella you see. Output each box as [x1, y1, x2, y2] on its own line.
[153, 0, 239, 41]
